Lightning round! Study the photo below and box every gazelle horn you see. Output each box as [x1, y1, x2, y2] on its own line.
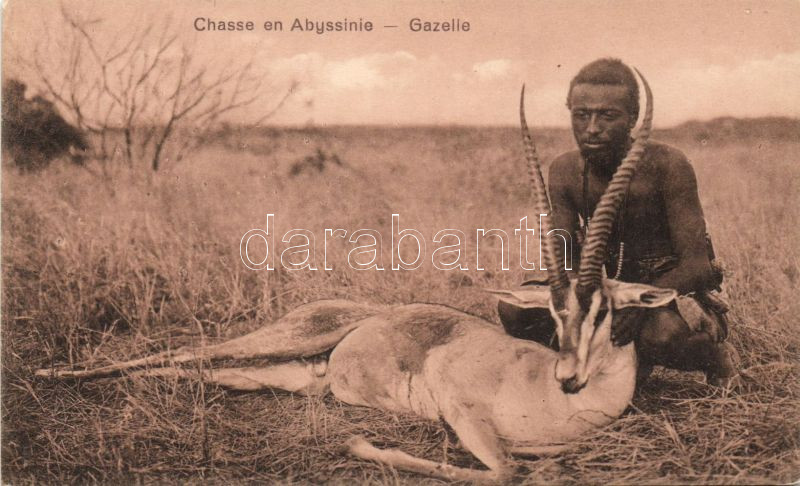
[520, 86, 570, 311]
[576, 68, 654, 293]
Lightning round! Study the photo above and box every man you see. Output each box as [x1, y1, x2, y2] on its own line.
[500, 58, 737, 386]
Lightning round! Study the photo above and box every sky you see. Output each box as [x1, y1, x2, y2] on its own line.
[3, 0, 800, 127]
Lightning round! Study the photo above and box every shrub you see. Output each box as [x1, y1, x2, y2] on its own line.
[2, 78, 88, 171]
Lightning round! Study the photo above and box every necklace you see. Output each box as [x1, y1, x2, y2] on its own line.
[582, 158, 630, 280]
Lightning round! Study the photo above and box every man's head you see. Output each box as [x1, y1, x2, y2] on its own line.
[567, 58, 640, 166]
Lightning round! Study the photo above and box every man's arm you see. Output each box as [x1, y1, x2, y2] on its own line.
[611, 151, 715, 345]
[650, 152, 715, 294]
[547, 155, 581, 275]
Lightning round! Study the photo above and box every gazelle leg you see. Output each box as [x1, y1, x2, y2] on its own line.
[347, 436, 499, 482]
[444, 404, 514, 479]
[348, 404, 513, 482]
[35, 340, 323, 380]
[35, 347, 189, 379]
[35, 300, 379, 380]
[127, 359, 330, 395]
[34, 343, 252, 380]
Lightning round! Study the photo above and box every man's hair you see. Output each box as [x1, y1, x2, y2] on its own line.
[567, 58, 639, 119]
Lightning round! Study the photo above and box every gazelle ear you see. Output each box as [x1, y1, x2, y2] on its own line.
[605, 280, 677, 309]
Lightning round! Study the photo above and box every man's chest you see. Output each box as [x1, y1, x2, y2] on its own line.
[576, 167, 664, 224]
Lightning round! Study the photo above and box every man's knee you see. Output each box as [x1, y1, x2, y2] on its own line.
[638, 307, 690, 352]
[636, 306, 721, 371]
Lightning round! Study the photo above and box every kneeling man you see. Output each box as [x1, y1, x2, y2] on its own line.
[499, 58, 737, 386]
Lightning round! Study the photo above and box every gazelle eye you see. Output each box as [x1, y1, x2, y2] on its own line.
[594, 308, 608, 326]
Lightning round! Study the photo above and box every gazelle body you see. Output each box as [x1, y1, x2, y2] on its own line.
[36, 69, 664, 481]
[36, 283, 670, 482]
[328, 300, 636, 445]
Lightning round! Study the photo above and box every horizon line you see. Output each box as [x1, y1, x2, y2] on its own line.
[232, 115, 800, 131]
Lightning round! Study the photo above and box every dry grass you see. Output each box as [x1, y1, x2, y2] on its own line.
[2, 126, 799, 483]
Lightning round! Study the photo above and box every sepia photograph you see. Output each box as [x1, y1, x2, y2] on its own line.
[2, 0, 799, 483]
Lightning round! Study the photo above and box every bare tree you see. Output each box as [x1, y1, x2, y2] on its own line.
[21, 5, 293, 172]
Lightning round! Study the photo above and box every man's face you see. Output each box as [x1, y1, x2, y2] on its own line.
[569, 83, 635, 165]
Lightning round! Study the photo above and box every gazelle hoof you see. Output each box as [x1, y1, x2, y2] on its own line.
[707, 373, 742, 391]
[34, 368, 61, 378]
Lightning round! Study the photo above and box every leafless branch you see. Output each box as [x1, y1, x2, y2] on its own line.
[21, 6, 293, 173]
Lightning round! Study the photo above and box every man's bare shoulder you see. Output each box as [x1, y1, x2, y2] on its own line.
[645, 140, 694, 174]
[549, 149, 582, 179]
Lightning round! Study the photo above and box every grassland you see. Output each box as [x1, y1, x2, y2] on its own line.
[2, 124, 799, 483]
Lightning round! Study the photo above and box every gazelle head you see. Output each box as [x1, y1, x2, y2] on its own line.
[520, 68, 677, 394]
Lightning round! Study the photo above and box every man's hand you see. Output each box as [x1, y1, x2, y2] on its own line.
[611, 308, 647, 346]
